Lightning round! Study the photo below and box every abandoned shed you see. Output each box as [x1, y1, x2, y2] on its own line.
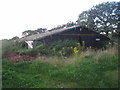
[20, 25, 110, 49]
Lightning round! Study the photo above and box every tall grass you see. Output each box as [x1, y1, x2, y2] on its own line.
[2, 46, 118, 88]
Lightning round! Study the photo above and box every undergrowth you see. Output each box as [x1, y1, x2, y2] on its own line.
[2, 46, 118, 88]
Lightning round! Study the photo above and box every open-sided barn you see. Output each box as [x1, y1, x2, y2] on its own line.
[20, 25, 110, 49]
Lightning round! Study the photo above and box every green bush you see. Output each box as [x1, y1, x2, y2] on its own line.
[2, 39, 27, 57]
[2, 40, 15, 57]
[18, 40, 82, 57]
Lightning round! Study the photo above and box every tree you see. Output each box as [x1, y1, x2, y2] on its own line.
[77, 1, 119, 36]
[66, 21, 76, 27]
[22, 30, 33, 37]
[11, 36, 19, 40]
[36, 28, 47, 33]
[22, 28, 47, 37]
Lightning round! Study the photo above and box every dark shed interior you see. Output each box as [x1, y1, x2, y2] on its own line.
[33, 26, 110, 48]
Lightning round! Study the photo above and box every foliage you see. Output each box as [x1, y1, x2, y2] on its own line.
[10, 36, 19, 40]
[18, 39, 112, 57]
[18, 40, 84, 57]
[2, 40, 15, 57]
[77, 1, 119, 36]
[2, 46, 118, 88]
[2, 39, 26, 57]
[0, 41, 1, 57]
[22, 28, 47, 37]
[108, 33, 119, 42]
[51, 21, 77, 31]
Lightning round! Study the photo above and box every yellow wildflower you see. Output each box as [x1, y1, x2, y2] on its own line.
[59, 51, 62, 54]
[52, 48, 56, 51]
[77, 43, 80, 45]
[62, 47, 65, 50]
[74, 47, 79, 53]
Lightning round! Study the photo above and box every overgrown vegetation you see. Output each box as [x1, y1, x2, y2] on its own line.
[2, 34, 118, 88]
[17, 40, 90, 57]
[2, 46, 118, 88]
[1, 36, 118, 88]
[2, 1, 119, 88]
[2, 39, 25, 58]
[77, 1, 119, 37]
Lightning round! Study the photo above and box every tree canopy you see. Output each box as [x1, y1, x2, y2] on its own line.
[77, 1, 119, 36]
[22, 28, 47, 37]
[51, 21, 76, 31]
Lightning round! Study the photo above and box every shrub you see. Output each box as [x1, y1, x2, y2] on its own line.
[2, 39, 25, 58]
[35, 40, 82, 56]
[2, 40, 15, 57]
[17, 40, 82, 57]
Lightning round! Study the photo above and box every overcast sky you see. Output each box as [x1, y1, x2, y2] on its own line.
[0, 0, 119, 40]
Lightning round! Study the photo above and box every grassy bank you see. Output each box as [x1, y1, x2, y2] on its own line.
[2, 47, 118, 88]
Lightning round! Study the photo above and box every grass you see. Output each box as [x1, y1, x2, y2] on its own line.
[2, 47, 119, 88]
